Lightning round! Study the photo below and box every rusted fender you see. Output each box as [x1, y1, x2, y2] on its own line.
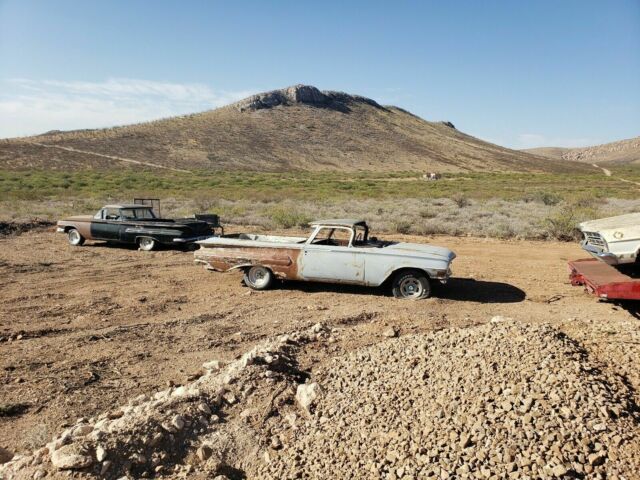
[194, 246, 302, 280]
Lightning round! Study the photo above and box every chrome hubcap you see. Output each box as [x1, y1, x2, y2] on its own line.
[399, 277, 422, 298]
[139, 238, 154, 249]
[248, 267, 269, 288]
[69, 230, 80, 244]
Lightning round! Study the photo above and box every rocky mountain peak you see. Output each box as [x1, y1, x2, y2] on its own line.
[234, 84, 384, 112]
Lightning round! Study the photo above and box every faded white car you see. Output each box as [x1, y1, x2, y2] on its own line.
[195, 219, 456, 299]
[579, 213, 640, 265]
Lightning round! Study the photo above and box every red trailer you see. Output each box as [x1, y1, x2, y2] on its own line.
[568, 258, 640, 300]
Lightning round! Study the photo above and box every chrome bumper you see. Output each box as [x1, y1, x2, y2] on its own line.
[581, 241, 619, 265]
[173, 235, 213, 243]
[56, 227, 65, 233]
[434, 267, 452, 284]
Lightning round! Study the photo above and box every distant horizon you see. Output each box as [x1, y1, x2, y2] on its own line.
[1, 0, 638, 148]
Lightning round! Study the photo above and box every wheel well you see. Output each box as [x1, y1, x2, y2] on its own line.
[242, 264, 273, 274]
[383, 267, 430, 286]
[64, 226, 76, 233]
[136, 236, 158, 244]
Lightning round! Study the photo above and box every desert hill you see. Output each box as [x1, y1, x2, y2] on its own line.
[525, 136, 640, 166]
[0, 85, 593, 173]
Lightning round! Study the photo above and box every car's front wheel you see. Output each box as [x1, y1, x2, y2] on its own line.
[67, 228, 85, 246]
[243, 266, 274, 290]
[392, 269, 431, 300]
[138, 237, 157, 251]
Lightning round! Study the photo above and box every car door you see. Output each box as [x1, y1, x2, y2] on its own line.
[300, 227, 365, 284]
[90, 208, 122, 241]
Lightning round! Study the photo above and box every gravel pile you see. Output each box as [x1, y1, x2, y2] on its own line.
[2, 320, 638, 479]
[257, 321, 640, 479]
[0, 326, 321, 480]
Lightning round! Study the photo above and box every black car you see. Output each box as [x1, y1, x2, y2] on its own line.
[56, 204, 219, 251]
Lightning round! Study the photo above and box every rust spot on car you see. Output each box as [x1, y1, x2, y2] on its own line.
[58, 219, 93, 239]
[195, 247, 301, 280]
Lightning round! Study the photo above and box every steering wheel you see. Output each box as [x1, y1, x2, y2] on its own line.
[356, 232, 363, 242]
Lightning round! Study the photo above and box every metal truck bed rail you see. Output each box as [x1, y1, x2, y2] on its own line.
[568, 258, 640, 300]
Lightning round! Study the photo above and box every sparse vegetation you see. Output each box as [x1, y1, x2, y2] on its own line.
[523, 191, 562, 206]
[1, 168, 639, 241]
[268, 206, 311, 229]
[541, 204, 599, 241]
[0, 87, 596, 173]
[393, 220, 412, 234]
[451, 193, 471, 208]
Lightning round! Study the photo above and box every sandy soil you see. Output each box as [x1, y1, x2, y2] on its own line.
[1, 227, 638, 454]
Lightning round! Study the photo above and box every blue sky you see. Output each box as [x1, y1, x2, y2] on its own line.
[1, 0, 638, 148]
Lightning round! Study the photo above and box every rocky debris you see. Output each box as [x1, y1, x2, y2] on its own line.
[295, 383, 321, 415]
[234, 84, 385, 113]
[256, 321, 640, 479]
[382, 326, 398, 338]
[562, 136, 640, 163]
[439, 121, 456, 129]
[202, 360, 225, 372]
[0, 325, 323, 480]
[4, 320, 640, 479]
[50, 444, 93, 470]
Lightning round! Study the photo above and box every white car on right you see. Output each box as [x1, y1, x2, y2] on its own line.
[579, 213, 640, 265]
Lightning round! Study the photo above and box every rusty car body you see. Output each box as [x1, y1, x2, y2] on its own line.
[194, 219, 455, 299]
[578, 213, 640, 266]
[57, 204, 214, 251]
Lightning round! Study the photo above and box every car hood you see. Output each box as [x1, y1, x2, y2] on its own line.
[578, 213, 640, 232]
[382, 242, 456, 261]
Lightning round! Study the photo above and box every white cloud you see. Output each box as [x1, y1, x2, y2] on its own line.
[0, 78, 255, 139]
[516, 133, 600, 149]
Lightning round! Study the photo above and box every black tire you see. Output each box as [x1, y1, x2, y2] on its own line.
[391, 269, 431, 300]
[67, 228, 85, 246]
[243, 266, 274, 291]
[138, 237, 156, 251]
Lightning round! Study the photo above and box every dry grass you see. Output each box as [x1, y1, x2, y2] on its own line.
[4, 196, 638, 241]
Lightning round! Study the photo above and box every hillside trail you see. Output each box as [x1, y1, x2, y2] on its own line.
[593, 162, 640, 187]
[27, 141, 191, 173]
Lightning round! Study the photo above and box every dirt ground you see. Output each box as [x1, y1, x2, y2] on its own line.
[1, 227, 638, 455]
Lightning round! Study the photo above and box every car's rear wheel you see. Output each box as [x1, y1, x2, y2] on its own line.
[243, 266, 274, 290]
[138, 237, 156, 251]
[392, 269, 431, 300]
[67, 228, 85, 246]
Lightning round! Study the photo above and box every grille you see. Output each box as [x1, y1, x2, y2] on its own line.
[583, 231, 605, 247]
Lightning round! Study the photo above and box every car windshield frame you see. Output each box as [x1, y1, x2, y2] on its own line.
[119, 208, 157, 220]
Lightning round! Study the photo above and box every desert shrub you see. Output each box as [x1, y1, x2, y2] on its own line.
[393, 220, 412, 234]
[451, 193, 471, 208]
[269, 207, 311, 229]
[570, 194, 600, 209]
[419, 208, 438, 219]
[523, 191, 561, 206]
[418, 223, 450, 236]
[542, 204, 598, 241]
[486, 223, 517, 239]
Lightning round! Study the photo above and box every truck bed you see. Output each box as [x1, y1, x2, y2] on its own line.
[568, 258, 640, 300]
[199, 233, 307, 247]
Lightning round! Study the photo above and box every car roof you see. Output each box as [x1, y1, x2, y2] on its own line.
[103, 204, 153, 209]
[309, 219, 367, 227]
